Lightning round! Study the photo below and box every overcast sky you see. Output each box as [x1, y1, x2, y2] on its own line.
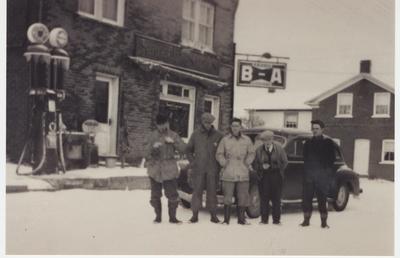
[233, 0, 395, 116]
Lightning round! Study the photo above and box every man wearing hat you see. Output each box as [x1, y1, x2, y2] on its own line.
[300, 119, 336, 228]
[186, 112, 224, 223]
[144, 113, 187, 224]
[252, 130, 288, 225]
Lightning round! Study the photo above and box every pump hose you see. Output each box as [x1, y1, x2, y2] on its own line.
[58, 113, 66, 173]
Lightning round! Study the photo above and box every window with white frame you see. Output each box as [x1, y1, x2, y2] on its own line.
[204, 95, 220, 129]
[78, 0, 125, 26]
[284, 112, 298, 128]
[373, 92, 391, 117]
[159, 81, 196, 140]
[381, 140, 394, 163]
[182, 0, 214, 51]
[336, 93, 353, 117]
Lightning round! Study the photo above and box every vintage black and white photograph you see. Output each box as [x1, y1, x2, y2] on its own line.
[4, 0, 396, 256]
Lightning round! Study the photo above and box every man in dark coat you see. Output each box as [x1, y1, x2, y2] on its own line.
[300, 119, 336, 228]
[252, 130, 288, 225]
[144, 113, 186, 224]
[186, 113, 223, 223]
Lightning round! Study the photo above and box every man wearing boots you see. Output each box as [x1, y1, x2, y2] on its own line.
[252, 130, 288, 225]
[144, 113, 186, 224]
[186, 113, 223, 223]
[300, 119, 336, 228]
[216, 118, 255, 225]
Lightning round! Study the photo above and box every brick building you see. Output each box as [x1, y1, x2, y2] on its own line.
[7, 0, 239, 164]
[305, 60, 394, 180]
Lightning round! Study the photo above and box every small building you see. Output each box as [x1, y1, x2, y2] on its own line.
[305, 60, 394, 180]
[7, 0, 239, 164]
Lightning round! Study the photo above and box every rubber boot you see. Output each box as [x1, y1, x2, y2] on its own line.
[189, 211, 199, 223]
[238, 207, 250, 225]
[300, 212, 311, 227]
[222, 205, 231, 225]
[210, 212, 220, 223]
[321, 213, 329, 228]
[150, 199, 162, 223]
[168, 200, 182, 224]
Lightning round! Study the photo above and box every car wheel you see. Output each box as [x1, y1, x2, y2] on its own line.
[246, 184, 260, 218]
[333, 183, 349, 212]
[181, 199, 191, 209]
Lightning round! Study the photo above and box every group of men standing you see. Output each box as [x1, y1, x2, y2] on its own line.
[145, 112, 335, 229]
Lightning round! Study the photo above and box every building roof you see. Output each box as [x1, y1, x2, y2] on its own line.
[305, 73, 394, 107]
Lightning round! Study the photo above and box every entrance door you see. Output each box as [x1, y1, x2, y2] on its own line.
[353, 139, 370, 176]
[94, 74, 119, 156]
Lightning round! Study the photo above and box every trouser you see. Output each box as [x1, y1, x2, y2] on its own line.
[258, 170, 283, 222]
[191, 172, 218, 214]
[222, 181, 249, 207]
[149, 178, 180, 210]
[302, 179, 328, 217]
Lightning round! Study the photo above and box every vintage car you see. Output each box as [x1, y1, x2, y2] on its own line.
[177, 127, 363, 218]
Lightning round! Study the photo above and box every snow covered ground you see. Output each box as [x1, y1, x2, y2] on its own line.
[6, 178, 394, 255]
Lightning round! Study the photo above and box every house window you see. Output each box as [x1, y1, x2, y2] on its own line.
[182, 0, 214, 51]
[381, 140, 394, 164]
[204, 95, 220, 129]
[160, 81, 196, 140]
[78, 0, 125, 26]
[336, 93, 353, 117]
[284, 112, 298, 128]
[373, 92, 391, 118]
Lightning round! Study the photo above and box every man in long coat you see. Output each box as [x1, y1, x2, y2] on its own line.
[186, 113, 223, 223]
[300, 119, 336, 228]
[144, 113, 186, 224]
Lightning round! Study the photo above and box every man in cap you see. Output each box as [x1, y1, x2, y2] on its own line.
[144, 113, 186, 224]
[186, 112, 224, 223]
[300, 119, 336, 228]
[252, 130, 288, 224]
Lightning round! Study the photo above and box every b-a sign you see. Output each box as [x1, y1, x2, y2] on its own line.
[237, 60, 286, 89]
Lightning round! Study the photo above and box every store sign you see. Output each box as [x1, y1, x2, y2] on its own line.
[237, 60, 286, 89]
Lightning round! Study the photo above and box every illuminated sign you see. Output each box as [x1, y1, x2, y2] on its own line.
[237, 60, 286, 89]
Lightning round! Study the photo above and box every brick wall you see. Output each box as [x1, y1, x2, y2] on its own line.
[312, 79, 394, 180]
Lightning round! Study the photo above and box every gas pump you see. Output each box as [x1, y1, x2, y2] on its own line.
[16, 23, 70, 175]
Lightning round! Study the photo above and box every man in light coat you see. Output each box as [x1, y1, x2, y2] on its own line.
[216, 118, 255, 225]
[186, 113, 223, 223]
[252, 130, 288, 225]
[144, 113, 186, 224]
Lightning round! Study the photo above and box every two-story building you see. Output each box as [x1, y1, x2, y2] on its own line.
[7, 0, 239, 164]
[305, 60, 394, 180]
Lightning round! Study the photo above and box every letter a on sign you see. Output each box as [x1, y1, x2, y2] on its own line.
[270, 68, 282, 84]
[241, 65, 253, 82]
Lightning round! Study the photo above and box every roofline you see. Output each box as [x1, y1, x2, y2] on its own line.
[305, 73, 394, 106]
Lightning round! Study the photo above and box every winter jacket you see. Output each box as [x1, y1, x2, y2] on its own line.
[252, 141, 288, 179]
[216, 133, 255, 182]
[186, 125, 223, 175]
[144, 129, 186, 183]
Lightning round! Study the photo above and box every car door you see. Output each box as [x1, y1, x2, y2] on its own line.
[282, 136, 307, 200]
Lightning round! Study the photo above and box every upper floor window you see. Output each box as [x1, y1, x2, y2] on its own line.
[284, 112, 298, 128]
[182, 0, 215, 52]
[373, 92, 391, 118]
[381, 139, 394, 164]
[336, 93, 353, 118]
[78, 0, 125, 27]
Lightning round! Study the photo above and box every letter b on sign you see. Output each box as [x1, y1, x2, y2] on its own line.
[241, 65, 253, 82]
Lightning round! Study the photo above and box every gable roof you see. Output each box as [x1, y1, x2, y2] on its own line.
[305, 73, 394, 108]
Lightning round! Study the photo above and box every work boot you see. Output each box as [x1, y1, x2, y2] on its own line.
[259, 214, 268, 224]
[321, 213, 329, 228]
[238, 207, 250, 225]
[189, 211, 199, 223]
[168, 200, 182, 224]
[300, 212, 311, 227]
[150, 199, 162, 223]
[222, 205, 231, 225]
[210, 212, 220, 223]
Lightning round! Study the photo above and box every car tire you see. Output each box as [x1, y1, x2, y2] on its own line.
[246, 184, 260, 218]
[333, 183, 349, 212]
[181, 199, 191, 209]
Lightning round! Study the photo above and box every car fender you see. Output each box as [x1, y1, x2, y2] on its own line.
[336, 165, 362, 195]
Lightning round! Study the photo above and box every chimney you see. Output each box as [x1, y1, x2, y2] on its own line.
[360, 60, 371, 74]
